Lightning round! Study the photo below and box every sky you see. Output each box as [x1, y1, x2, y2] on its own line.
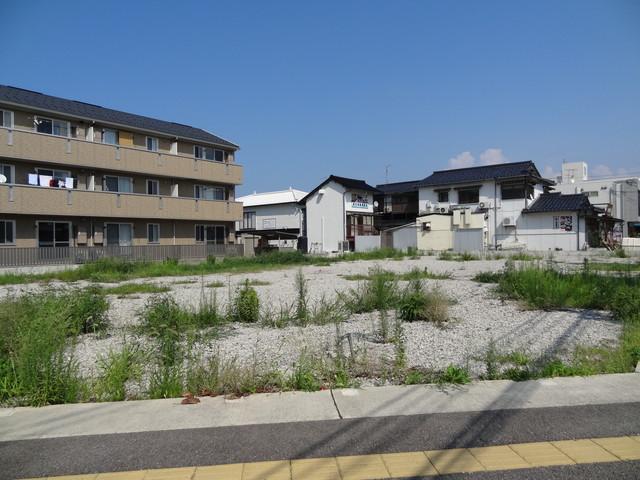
[1, 0, 639, 194]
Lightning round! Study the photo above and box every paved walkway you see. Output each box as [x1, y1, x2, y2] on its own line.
[2, 373, 638, 441]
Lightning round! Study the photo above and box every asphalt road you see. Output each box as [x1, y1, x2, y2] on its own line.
[1, 402, 639, 479]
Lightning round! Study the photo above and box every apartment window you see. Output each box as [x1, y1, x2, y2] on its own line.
[105, 223, 132, 246]
[102, 129, 118, 145]
[36, 116, 69, 137]
[214, 149, 225, 162]
[38, 221, 71, 247]
[0, 110, 13, 128]
[146, 179, 160, 195]
[501, 183, 526, 200]
[0, 220, 15, 245]
[383, 195, 392, 213]
[195, 225, 226, 244]
[585, 191, 599, 198]
[194, 145, 214, 160]
[146, 136, 159, 152]
[147, 224, 160, 244]
[0, 164, 14, 184]
[104, 175, 133, 193]
[437, 190, 449, 203]
[458, 187, 480, 204]
[194, 185, 225, 200]
[36, 168, 72, 188]
[243, 212, 256, 229]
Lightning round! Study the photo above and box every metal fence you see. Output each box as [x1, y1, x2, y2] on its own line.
[0, 244, 244, 268]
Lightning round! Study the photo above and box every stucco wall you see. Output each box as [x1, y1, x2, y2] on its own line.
[518, 212, 587, 250]
[244, 203, 303, 231]
[304, 181, 346, 253]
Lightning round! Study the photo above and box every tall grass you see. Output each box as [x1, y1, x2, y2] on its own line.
[0, 288, 109, 406]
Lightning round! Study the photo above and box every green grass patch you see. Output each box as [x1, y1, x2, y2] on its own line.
[0, 249, 412, 286]
[588, 262, 640, 272]
[343, 267, 451, 282]
[438, 251, 480, 261]
[206, 281, 225, 288]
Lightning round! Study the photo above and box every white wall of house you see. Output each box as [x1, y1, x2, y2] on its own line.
[391, 225, 418, 251]
[518, 212, 588, 251]
[419, 180, 546, 249]
[305, 181, 346, 253]
[244, 203, 303, 231]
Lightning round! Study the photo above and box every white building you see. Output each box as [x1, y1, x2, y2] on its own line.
[236, 188, 307, 249]
[552, 162, 639, 238]
[300, 175, 379, 253]
[417, 161, 553, 249]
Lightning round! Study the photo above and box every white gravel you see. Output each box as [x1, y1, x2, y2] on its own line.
[0, 255, 622, 382]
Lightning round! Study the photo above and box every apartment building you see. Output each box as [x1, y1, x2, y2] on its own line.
[0, 86, 242, 251]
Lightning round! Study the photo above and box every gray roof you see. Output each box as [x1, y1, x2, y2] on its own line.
[375, 180, 421, 194]
[299, 175, 380, 204]
[419, 161, 544, 187]
[523, 193, 595, 213]
[0, 85, 238, 149]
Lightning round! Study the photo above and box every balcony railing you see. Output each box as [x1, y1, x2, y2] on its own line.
[0, 127, 242, 185]
[0, 184, 242, 222]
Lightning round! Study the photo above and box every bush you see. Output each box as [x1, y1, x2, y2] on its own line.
[233, 280, 260, 323]
[611, 285, 640, 322]
[398, 280, 449, 324]
[438, 365, 470, 384]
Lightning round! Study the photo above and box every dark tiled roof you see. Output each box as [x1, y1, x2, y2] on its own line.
[375, 180, 421, 194]
[418, 161, 542, 187]
[0, 85, 238, 149]
[523, 193, 594, 213]
[300, 175, 380, 203]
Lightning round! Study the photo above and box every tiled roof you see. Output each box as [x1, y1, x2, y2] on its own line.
[523, 193, 594, 213]
[375, 180, 421, 194]
[418, 161, 542, 187]
[299, 175, 380, 204]
[237, 188, 308, 207]
[0, 85, 238, 149]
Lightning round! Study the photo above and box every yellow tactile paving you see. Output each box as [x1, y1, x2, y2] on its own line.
[381, 451, 438, 477]
[241, 460, 291, 480]
[335, 454, 390, 480]
[425, 448, 485, 474]
[552, 439, 619, 464]
[193, 463, 244, 480]
[592, 436, 640, 460]
[509, 442, 575, 467]
[143, 468, 196, 480]
[291, 457, 341, 480]
[469, 445, 530, 470]
[26, 435, 640, 480]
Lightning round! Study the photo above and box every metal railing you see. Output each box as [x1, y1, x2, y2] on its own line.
[0, 244, 244, 267]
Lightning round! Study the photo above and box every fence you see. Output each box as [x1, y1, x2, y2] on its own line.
[0, 243, 244, 268]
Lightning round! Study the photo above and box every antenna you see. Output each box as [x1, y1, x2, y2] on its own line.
[385, 164, 391, 184]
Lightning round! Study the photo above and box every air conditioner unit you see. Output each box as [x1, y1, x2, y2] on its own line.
[439, 207, 447, 214]
[479, 202, 485, 209]
[422, 222, 431, 231]
[503, 217, 516, 227]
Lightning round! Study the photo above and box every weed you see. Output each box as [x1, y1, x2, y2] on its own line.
[397, 280, 449, 324]
[102, 283, 170, 296]
[438, 365, 471, 384]
[611, 247, 628, 258]
[294, 269, 309, 325]
[206, 281, 225, 288]
[95, 342, 143, 401]
[232, 280, 260, 323]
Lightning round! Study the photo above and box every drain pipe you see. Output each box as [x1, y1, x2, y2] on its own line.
[494, 179, 498, 249]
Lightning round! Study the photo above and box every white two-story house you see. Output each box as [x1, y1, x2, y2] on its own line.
[417, 161, 553, 249]
[300, 175, 379, 253]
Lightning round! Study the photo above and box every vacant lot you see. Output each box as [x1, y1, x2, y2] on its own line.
[2, 250, 636, 406]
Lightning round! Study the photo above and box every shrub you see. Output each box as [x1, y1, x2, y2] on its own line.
[233, 280, 260, 323]
[397, 280, 449, 324]
[611, 285, 640, 322]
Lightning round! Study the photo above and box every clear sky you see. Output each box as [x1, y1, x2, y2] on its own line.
[2, 0, 639, 194]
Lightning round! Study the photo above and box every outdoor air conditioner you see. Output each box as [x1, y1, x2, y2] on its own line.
[479, 202, 485, 209]
[503, 217, 516, 227]
[439, 207, 447, 213]
[422, 222, 431, 231]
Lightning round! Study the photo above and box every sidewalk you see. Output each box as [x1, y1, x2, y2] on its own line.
[1, 373, 638, 442]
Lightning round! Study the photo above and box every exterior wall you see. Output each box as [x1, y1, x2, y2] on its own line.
[244, 203, 303, 231]
[0, 215, 235, 248]
[391, 225, 417, 251]
[304, 181, 346, 253]
[518, 212, 588, 251]
[416, 214, 454, 251]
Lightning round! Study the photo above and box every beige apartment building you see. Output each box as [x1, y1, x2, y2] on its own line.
[0, 85, 242, 252]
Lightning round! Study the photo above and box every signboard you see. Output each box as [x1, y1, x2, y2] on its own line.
[553, 215, 573, 232]
[345, 192, 373, 213]
[262, 218, 276, 229]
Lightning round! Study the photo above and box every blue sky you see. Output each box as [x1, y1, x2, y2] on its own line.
[2, 0, 639, 194]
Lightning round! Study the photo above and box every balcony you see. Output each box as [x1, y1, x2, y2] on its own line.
[0, 127, 242, 185]
[0, 184, 242, 222]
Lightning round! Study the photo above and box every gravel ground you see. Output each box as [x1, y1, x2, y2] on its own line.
[10, 255, 608, 383]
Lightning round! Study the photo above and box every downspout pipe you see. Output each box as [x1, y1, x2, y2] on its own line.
[494, 179, 498, 250]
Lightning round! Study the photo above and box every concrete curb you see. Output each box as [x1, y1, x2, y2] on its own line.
[1, 373, 638, 442]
